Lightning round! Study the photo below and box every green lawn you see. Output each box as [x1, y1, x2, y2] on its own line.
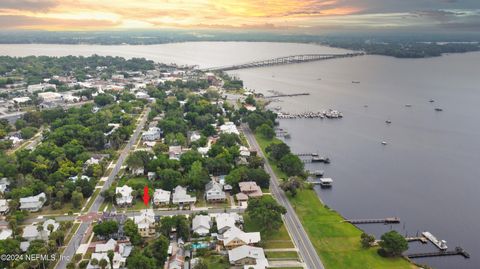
[244, 214, 294, 249]
[253, 133, 416, 269]
[203, 255, 229, 269]
[290, 190, 415, 269]
[265, 251, 299, 259]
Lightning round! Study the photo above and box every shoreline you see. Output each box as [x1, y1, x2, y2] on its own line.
[250, 131, 417, 269]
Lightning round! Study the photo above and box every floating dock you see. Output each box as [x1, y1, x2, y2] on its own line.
[345, 217, 400, 224]
[422, 231, 448, 250]
[407, 247, 470, 259]
[265, 93, 310, 99]
[310, 178, 333, 188]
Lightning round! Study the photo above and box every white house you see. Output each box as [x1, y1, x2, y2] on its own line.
[221, 226, 261, 249]
[153, 189, 171, 205]
[22, 219, 60, 241]
[0, 199, 9, 215]
[132, 209, 156, 237]
[214, 213, 240, 234]
[205, 181, 226, 203]
[19, 192, 46, 212]
[69, 175, 91, 183]
[228, 245, 268, 269]
[171, 186, 196, 206]
[0, 228, 12, 240]
[95, 238, 117, 253]
[0, 178, 10, 193]
[189, 132, 201, 143]
[116, 186, 133, 206]
[192, 215, 211, 236]
[38, 91, 63, 103]
[142, 127, 162, 141]
[135, 92, 150, 99]
[219, 122, 240, 135]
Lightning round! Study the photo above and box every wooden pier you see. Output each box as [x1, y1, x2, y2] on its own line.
[345, 217, 400, 224]
[296, 153, 319, 157]
[405, 237, 428, 244]
[407, 247, 470, 259]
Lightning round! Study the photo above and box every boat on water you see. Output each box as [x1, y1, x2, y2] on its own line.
[385, 120, 392, 124]
[422, 231, 448, 251]
[405, 104, 412, 107]
[429, 99, 435, 103]
[381, 141, 388, 145]
[352, 81, 360, 84]
[313, 170, 324, 177]
[312, 157, 331, 164]
[435, 108, 443, 112]
[319, 177, 333, 188]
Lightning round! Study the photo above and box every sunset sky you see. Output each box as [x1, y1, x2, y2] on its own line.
[0, 0, 479, 32]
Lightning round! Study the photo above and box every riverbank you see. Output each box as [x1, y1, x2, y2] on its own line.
[254, 134, 416, 269]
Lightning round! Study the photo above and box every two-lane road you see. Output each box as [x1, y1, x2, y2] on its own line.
[242, 124, 325, 269]
[55, 107, 150, 269]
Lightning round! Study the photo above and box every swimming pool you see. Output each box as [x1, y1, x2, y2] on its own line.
[191, 242, 209, 249]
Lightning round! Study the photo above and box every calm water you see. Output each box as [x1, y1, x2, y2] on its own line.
[1, 42, 479, 269]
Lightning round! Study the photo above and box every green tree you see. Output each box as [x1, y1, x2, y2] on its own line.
[361, 232, 376, 248]
[93, 221, 119, 238]
[126, 252, 156, 269]
[185, 161, 210, 191]
[124, 219, 143, 246]
[94, 94, 114, 106]
[71, 191, 84, 209]
[379, 231, 408, 257]
[107, 250, 114, 269]
[256, 123, 275, 139]
[246, 196, 286, 234]
[279, 154, 304, 177]
[265, 142, 291, 161]
[98, 258, 108, 269]
[147, 235, 169, 265]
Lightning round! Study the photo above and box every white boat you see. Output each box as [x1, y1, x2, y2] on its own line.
[319, 178, 333, 188]
[381, 141, 388, 145]
[422, 231, 448, 251]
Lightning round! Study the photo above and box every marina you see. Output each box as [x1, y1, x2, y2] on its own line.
[277, 109, 343, 119]
[310, 177, 333, 188]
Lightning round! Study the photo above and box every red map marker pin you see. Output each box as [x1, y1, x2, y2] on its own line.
[143, 185, 150, 206]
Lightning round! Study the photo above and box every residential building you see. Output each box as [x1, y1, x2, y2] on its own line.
[27, 83, 56, 93]
[153, 189, 171, 205]
[0, 229, 12, 240]
[219, 122, 240, 135]
[38, 91, 63, 103]
[95, 238, 117, 253]
[171, 186, 196, 206]
[239, 181, 263, 198]
[135, 92, 149, 99]
[221, 226, 261, 249]
[192, 215, 211, 236]
[205, 181, 226, 203]
[168, 146, 184, 160]
[69, 175, 91, 183]
[132, 209, 156, 237]
[235, 193, 249, 202]
[214, 213, 240, 234]
[22, 219, 58, 241]
[19, 192, 46, 212]
[142, 127, 162, 141]
[189, 131, 201, 143]
[0, 199, 9, 215]
[88, 239, 132, 269]
[228, 245, 268, 269]
[116, 186, 133, 206]
[0, 178, 10, 194]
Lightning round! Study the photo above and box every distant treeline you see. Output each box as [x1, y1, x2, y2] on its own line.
[0, 30, 479, 58]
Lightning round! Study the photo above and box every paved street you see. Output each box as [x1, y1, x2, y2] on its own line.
[55, 107, 150, 269]
[242, 124, 325, 269]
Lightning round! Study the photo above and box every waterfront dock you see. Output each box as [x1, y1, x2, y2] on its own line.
[265, 93, 310, 99]
[344, 217, 401, 224]
[407, 247, 470, 259]
[422, 231, 448, 250]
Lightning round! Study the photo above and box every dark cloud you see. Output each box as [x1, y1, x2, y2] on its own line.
[0, 0, 58, 11]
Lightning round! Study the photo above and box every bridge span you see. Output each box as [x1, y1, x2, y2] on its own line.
[202, 52, 364, 72]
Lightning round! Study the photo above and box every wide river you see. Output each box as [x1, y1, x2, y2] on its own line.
[1, 42, 479, 269]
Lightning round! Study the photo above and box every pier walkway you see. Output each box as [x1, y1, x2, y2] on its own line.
[345, 217, 401, 224]
[202, 52, 364, 71]
[407, 247, 470, 259]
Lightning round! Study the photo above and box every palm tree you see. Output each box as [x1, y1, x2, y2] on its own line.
[107, 250, 114, 269]
[47, 223, 55, 233]
[98, 258, 108, 269]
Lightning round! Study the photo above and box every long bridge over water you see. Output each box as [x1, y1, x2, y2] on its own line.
[202, 52, 364, 72]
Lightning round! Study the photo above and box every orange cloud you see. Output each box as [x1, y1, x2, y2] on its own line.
[0, 0, 363, 30]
